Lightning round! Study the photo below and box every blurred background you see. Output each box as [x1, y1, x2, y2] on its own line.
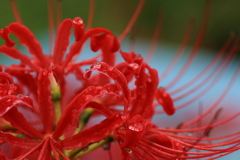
[0, 0, 240, 50]
[0, 0, 239, 159]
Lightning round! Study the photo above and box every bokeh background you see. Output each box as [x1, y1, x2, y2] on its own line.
[0, 0, 239, 159]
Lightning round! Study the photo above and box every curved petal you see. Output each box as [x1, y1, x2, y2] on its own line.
[38, 70, 54, 134]
[0, 46, 39, 70]
[0, 131, 40, 149]
[3, 107, 44, 140]
[63, 27, 113, 68]
[0, 95, 32, 116]
[53, 19, 73, 65]
[8, 23, 49, 68]
[61, 113, 128, 149]
[84, 62, 130, 112]
[53, 84, 120, 138]
[130, 63, 160, 119]
[87, 101, 113, 118]
[0, 27, 15, 47]
[0, 148, 8, 160]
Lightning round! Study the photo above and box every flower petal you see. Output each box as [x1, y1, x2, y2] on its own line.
[0, 148, 8, 160]
[84, 62, 130, 112]
[155, 87, 175, 116]
[130, 63, 160, 118]
[53, 19, 73, 65]
[37, 70, 54, 134]
[0, 95, 32, 116]
[87, 101, 113, 118]
[3, 107, 44, 140]
[63, 27, 113, 68]
[61, 113, 128, 149]
[0, 46, 39, 70]
[0, 27, 15, 47]
[53, 84, 120, 138]
[72, 17, 84, 41]
[8, 23, 49, 68]
[0, 131, 39, 149]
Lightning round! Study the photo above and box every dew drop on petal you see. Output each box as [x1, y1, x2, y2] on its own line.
[17, 94, 23, 97]
[73, 17, 83, 25]
[121, 115, 127, 120]
[125, 148, 132, 154]
[108, 66, 114, 71]
[129, 63, 139, 70]
[92, 62, 101, 69]
[82, 146, 89, 152]
[102, 143, 110, 150]
[83, 71, 92, 79]
[136, 54, 142, 59]
[96, 86, 103, 90]
[100, 89, 108, 94]
[128, 123, 144, 132]
[147, 78, 152, 82]
[85, 94, 93, 101]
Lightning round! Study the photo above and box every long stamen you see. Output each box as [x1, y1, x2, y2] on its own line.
[180, 65, 240, 128]
[146, 11, 163, 63]
[118, 0, 145, 42]
[17, 141, 44, 160]
[161, 19, 195, 80]
[9, 0, 22, 24]
[48, 0, 55, 55]
[86, 0, 96, 29]
[172, 43, 236, 101]
[173, 47, 237, 110]
[170, 33, 235, 95]
[56, 0, 62, 27]
[165, 0, 212, 90]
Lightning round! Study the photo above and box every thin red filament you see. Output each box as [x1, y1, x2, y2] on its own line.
[118, 0, 145, 42]
[86, 0, 96, 29]
[9, 0, 22, 24]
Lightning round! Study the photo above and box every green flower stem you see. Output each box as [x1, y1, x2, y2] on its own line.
[69, 137, 114, 159]
[74, 108, 95, 134]
[49, 73, 62, 126]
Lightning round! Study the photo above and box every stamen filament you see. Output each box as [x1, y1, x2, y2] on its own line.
[118, 0, 145, 42]
[48, 0, 55, 55]
[86, 0, 96, 29]
[9, 0, 22, 24]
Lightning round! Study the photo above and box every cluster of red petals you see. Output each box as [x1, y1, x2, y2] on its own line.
[0, 17, 239, 160]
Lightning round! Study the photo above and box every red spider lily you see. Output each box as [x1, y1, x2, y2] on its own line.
[0, 0, 239, 159]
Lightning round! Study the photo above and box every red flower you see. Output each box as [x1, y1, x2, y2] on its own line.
[0, 0, 239, 159]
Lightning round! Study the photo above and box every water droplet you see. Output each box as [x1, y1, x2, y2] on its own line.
[136, 54, 142, 58]
[121, 115, 127, 120]
[100, 89, 108, 94]
[108, 66, 114, 71]
[85, 94, 93, 101]
[102, 143, 110, 150]
[125, 148, 132, 154]
[83, 71, 92, 79]
[128, 123, 143, 132]
[17, 94, 23, 97]
[92, 62, 101, 69]
[96, 86, 103, 90]
[82, 146, 88, 152]
[129, 63, 139, 70]
[42, 71, 48, 76]
[73, 17, 83, 25]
